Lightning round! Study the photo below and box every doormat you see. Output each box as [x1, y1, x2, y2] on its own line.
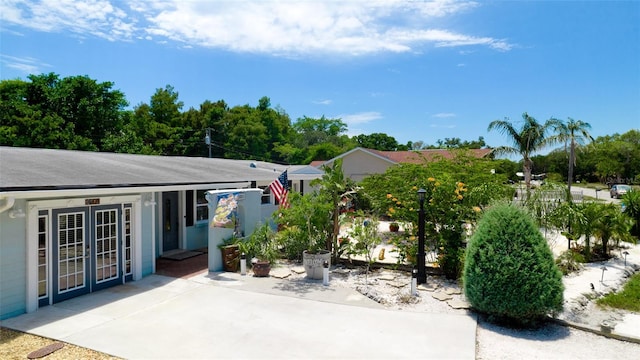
[161, 250, 204, 261]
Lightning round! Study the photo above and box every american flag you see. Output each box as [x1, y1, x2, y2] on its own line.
[269, 170, 289, 208]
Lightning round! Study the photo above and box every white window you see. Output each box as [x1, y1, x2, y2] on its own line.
[196, 190, 209, 221]
[259, 186, 271, 204]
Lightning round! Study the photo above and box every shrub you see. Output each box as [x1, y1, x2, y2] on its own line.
[555, 249, 585, 275]
[463, 204, 564, 326]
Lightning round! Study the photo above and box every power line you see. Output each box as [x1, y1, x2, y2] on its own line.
[209, 141, 291, 165]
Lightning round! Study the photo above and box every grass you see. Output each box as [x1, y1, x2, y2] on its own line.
[597, 273, 640, 312]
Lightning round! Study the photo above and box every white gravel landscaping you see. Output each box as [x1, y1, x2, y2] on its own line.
[282, 221, 640, 359]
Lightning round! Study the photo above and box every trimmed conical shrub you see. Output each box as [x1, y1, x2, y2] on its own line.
[463, 204, 563, 325]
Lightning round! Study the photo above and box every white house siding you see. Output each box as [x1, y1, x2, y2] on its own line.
[0, 194, 150, 319]
[0, 199, 28, 319]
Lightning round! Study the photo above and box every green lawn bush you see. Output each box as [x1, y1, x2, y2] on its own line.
[463, 203, 564, 326]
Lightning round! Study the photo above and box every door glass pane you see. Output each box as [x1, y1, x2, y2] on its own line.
[95, 209, 119, 284]
[124, 206, 133, 276]
[57, 212, 85, 293]
[38, 214, 48, 298]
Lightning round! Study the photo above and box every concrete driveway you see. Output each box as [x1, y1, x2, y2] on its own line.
[1, 273, 477, 359]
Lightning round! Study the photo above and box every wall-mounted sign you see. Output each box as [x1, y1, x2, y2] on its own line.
[85, 198, 100, 205]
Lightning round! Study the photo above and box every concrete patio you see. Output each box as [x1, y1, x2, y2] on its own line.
[1, 273, 477, 359]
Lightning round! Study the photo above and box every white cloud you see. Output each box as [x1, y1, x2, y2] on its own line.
[1, 0, 513, 55]
[429, 123, 456, 129]
[0, 54, 50, 74]
[313, 99, 332, 105]
[1, 0, 137, 41]
[432, 112, 456, 118]
[339, 111, 383, 125]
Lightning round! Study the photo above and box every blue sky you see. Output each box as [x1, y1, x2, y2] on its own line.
[1, 0, 639, 151]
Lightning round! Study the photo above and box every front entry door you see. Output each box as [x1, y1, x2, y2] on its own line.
[52, 208, 90, 303]
[162, 192, 179, 251]
[52, 205, 122, 303]
[91, 205, 122, 292]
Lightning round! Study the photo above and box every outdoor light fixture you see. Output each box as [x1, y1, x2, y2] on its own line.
[623, 251, 629, 267]
[600, 265, 607, 283]
[240, 253, 247, 276]
[417, 188, 427, 284]
[323, 260, 329, 286]
[8, 208, 25, 219]
[411, 268, 418, 296]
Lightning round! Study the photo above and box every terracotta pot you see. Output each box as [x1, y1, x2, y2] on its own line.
[252, 260, 271, 277]
[389, 223, 400, 232]
[302, 250, 330, 280]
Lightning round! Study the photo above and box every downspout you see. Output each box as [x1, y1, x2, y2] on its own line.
[0, 197, 16, 214]
[145, 193, 157, 273]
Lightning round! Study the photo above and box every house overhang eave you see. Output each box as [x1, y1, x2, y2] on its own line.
[0, 182, 252, 200]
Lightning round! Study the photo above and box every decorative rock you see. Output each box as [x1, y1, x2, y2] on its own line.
[270, 269, 291, 279]
[28, 342, 64, 359]
[417, 283, 438, 292]
[290, 266, 306, 274]
[444, 287, 462, 295]
[357, 286, 384, 304]
[388, 281, 406, 288]
[448, 298, 470, 309]
[378, 274, 395, 281]
[432, 292, 453, 301]
[333, 268, 350, 275]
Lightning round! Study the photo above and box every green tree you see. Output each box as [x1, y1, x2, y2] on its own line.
[591, 131, 640, 184]
[102, 111, 156, 154]
[464, 203, 564, 326]
[555, 118, 593, 197]
[275, 189, 333, 260]
[0, 73, 127, 150]
[353, 133, 399, 150]
[312, 158, 358, 261]
[592, 203, 634, 256]
[433, 136, 487, 149]
[361, 154, 512, 278]
[488, 113, 561, 191]
[622, 190, 640, 237]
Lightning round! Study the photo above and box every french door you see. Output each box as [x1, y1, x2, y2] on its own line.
[51, 205, 122, 303]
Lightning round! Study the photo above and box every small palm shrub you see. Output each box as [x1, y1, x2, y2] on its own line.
[622, 190, 640, 237]
[463, 204, 564, 326]
[555, 249, 585, 275]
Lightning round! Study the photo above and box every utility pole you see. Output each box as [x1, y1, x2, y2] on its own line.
[205, 128, 212, 158]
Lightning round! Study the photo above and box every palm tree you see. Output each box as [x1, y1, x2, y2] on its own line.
[488, 113, 560, 191]
[555, 118, 593, 197]
[622, 190, 640, 237]
[312, 158, 358, 262]
[592, 203, 634, 257]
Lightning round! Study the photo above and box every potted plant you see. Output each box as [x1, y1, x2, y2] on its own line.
[275, 191, 332, 279]
[217, 234, 241, 272]
[389, 222, 400, 232]
[241, 222, 278, 277]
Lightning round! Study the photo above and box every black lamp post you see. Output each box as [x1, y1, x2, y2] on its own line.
[417, 188, 427, 284]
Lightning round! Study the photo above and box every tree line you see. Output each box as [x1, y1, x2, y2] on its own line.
[0, 73, 418, 164]
[1, 73, 638, 184]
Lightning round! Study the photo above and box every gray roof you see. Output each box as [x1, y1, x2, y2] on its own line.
[0, 147, 320, 192]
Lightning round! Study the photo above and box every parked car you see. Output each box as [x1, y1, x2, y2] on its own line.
[610, 184, 631, 199]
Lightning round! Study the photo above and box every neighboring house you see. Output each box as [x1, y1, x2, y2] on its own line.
[0, 147, 321, 319]
[313, 147, 494, 181]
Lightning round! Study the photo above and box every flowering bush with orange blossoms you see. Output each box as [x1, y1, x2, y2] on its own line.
[360, 157, 513, 278]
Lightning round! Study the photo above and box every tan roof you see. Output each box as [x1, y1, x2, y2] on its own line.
[366, 148, 493, 164]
